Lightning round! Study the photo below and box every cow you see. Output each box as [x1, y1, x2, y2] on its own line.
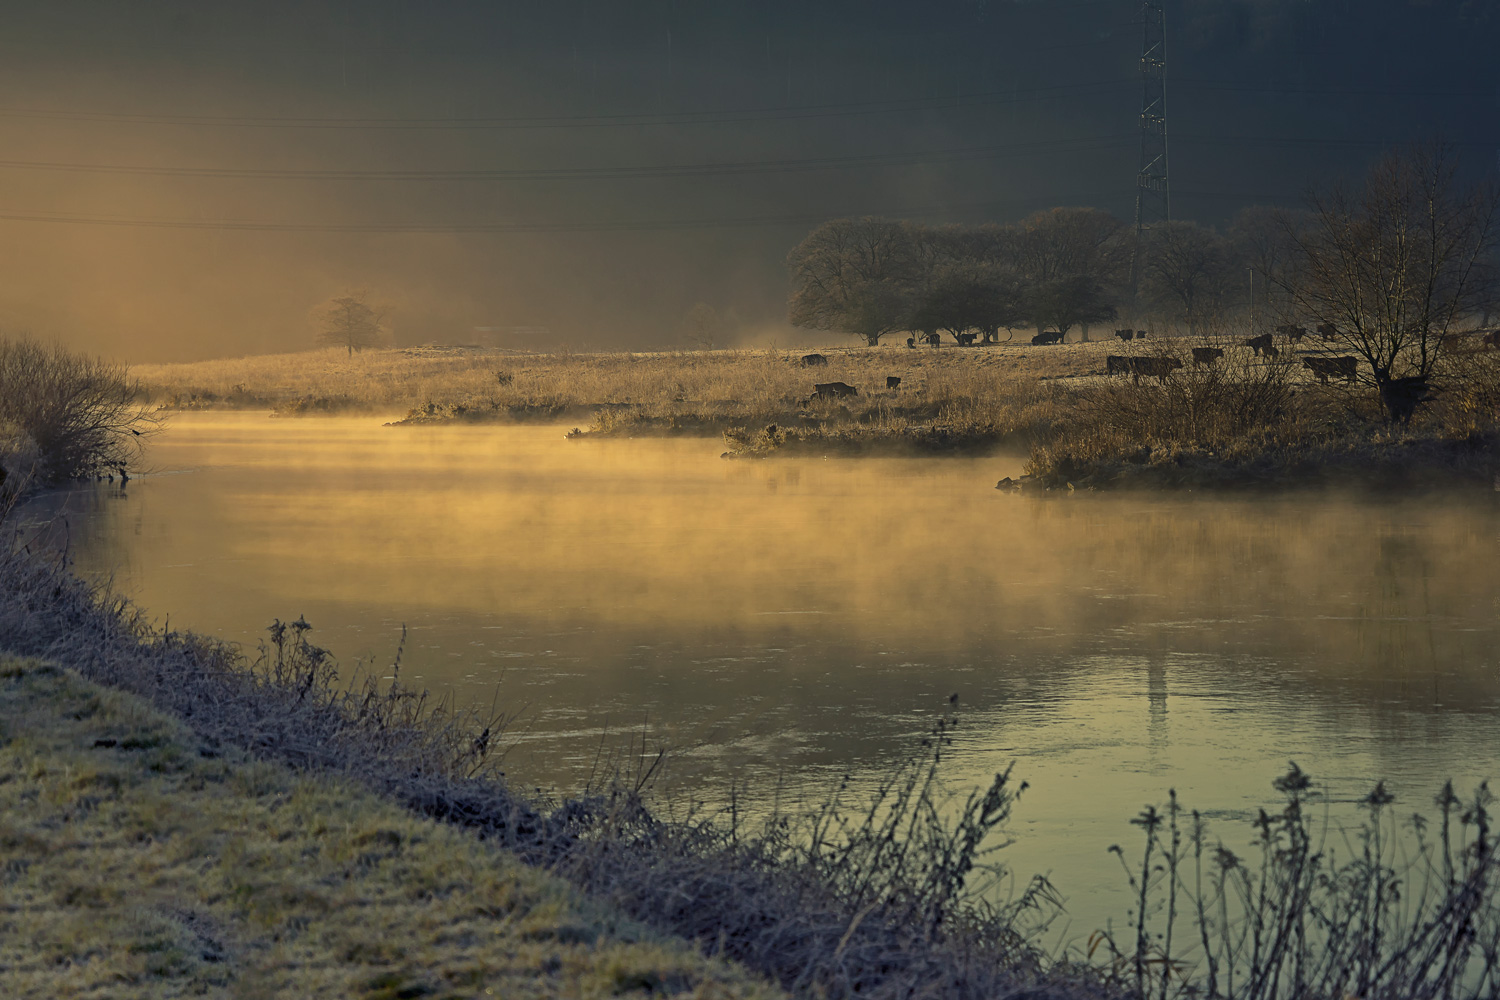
[886, 376, 902, 390]
[1242, 333, 1274, 356]
[800, 353, 828, 367]
[1263, 343, 1280, 360]
[1380, 375, 1433, 424]
[1106, 355, 1132, 376]
[811, 381, 859, 400]
[1302, 356, 1358, 384]
[955, 332, 977, 346]
[1317, 323, 1339, 342]
[906, 337, 916, 349]
[1276, 324, 1307, 344]
[1486, 330, 1500, 350]
[1115, 329, 1135, 342]
[1128, 356, 1183, 384]
[924, 332, 942, 347]
[1192, 347, 1224, 366]
[1032, 331, 1065, 345]
[1135, 330, 1148, 340]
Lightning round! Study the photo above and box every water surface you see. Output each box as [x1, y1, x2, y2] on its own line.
[27, 413, 1500, 929]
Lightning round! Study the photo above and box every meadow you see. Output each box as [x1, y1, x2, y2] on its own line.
[134, 337, 1500, 489]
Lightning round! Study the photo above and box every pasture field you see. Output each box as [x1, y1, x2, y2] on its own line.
[133, 336, 1500, 487]
[0, 655, 784, 1000]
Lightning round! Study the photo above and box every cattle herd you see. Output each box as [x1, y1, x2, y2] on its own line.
[798, 326, 1498, 400]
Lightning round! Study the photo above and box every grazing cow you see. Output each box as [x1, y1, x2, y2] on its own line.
[1115, 329, 1135, 342]
[1302, 356, 1358, 384]
[1191, 347, 1224, 366]
[924, 332, 942, 347]
[1128, 356, 1184, 384]
[1242, 333, 1274, 356]
[1317, 323, 1339, 342]
[1106, 355, 1132, 376]
[801, 353, 828, 367]
[1135, 330, 1148, 340]
[1276, 324, 1307, 344]
[811, 381, 859, 400]
[1032, 331, 1065, 345]
[955, 332, 977, 346]
[906, 337, 916, 349]
[886, 376, 902, 389]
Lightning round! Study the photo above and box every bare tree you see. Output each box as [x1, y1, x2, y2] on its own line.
[787, 218, 917, 346]
[1009, 208, 1131, 339]
[1230, 205, 1307, 328]
[1139, 221, 1235, 336]
[1023, 275, 1117, 339]
[316, 291, 388, 355]
[1289, 144, 1500, 421]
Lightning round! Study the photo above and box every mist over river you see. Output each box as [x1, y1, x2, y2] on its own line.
[23, 413, 1500, 932]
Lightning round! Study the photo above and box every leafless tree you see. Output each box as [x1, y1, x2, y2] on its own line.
[316, 290, 389, 355]
[1288, 144, 1500, 420]
[1139, 220, 1236, 336]
[0, 336, 155, 484]
[787, 218, 917, 346]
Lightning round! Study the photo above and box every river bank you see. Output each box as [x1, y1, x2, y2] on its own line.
[133, 342, 1500, 487]
[0, 655, 784, 1000]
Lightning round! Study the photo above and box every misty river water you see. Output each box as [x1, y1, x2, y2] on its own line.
[21, 412, 1500, 933]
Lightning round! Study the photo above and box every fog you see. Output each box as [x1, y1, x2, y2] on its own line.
[0, 1, 1494, 361]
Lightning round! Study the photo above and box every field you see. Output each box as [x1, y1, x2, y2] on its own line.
[135, 337, 1500, 487]
[0, 656, 784, 1000]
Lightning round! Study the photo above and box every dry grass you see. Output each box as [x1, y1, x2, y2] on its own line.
[0, 657, 785, 1000]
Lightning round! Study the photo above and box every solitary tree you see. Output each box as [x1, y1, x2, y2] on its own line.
[1023, 275, 1117, 339]
[1288, 144, 1500, 421]
[316, 291, 388, 355]
[787, 218, 917, 345]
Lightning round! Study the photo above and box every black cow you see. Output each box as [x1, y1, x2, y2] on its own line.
[1276, 324, 1307, 344]
[1242, 333, 1274, 356]
[1486, 331, 1500, 350]
[1263, 343, 1280, 360]
[1128, 356, 1183, 384]
[886, 376, 902, 389]
[955, 332, 977, 346]
[811, 381, 859, 400]
[1380, 376, 1433, 424]
[801, 353, 828, 367]
[1115, 329, 1135, 342]
[1135, 330, 1148, 340]
[1317, 323, 1339, 342]
[906, 337, 916, 348]
[1192, 347, 1224, 366]
[1302, 356, 1358, 384]
[924, 332, 942, 347]
[1032, 331, 1065, 345]
[1106, 355, 1132, 375]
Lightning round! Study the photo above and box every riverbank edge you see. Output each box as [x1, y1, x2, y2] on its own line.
[0, 540, 1104, 1000]
[0, 655, 788, 999]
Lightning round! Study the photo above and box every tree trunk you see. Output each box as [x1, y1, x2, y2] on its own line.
[865, 333, 882, 347]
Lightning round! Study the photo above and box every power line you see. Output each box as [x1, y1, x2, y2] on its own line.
[0, 134, 1135, 182]
[0, 78, 1135, 131]
[0, 193, 1133, 235]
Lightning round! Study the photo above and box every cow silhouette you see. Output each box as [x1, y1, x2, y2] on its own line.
[801, 353, 828, 367]
[886, 376, 902, 389]
[1032, 331, 1065, 345]
[1192, 347, 1224, 366]
[1302, 356, 1358, 384]
[811, 381, 859, 400]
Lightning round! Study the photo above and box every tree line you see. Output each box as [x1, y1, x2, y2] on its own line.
[787, 145, 1499, 420]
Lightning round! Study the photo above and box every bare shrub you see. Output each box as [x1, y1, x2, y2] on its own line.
[0, 336, 156, 484]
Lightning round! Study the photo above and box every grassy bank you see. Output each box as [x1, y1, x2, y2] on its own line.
[138, 341, 1500, 484]
[0, 656, 784, 1000]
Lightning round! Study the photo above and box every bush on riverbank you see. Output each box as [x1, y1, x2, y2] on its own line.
[1025, 347, 1500, 490]
[0, 336, 155, 490]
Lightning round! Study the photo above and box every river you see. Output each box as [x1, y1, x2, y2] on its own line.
[21, 412, 1500, 934]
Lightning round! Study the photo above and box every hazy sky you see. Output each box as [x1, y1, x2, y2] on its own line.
[0, 0, 1494, 360]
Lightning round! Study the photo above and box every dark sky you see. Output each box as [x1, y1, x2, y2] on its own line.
[0, 0, 1495, 360]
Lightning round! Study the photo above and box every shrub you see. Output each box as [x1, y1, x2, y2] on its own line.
[0, 337, 155, 484]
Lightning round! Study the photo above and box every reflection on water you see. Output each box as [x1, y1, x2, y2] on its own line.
[24, 413, 1500, 926]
